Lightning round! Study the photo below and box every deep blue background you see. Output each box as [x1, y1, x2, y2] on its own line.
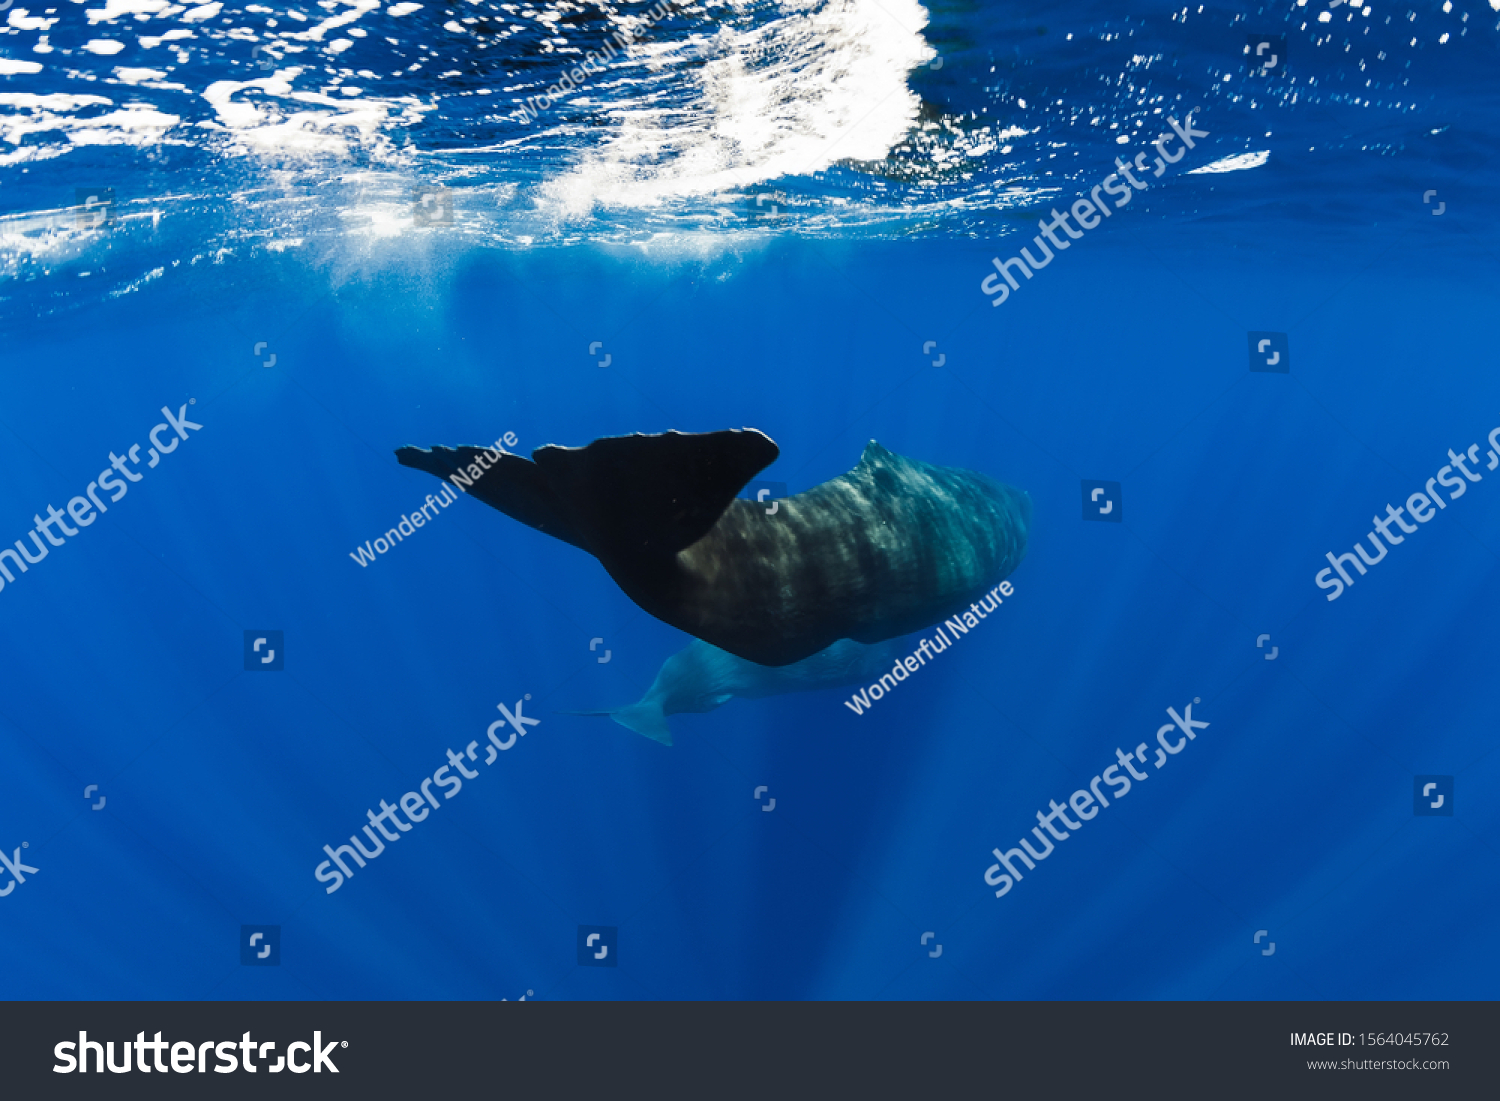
[1, 214, 1497, 999]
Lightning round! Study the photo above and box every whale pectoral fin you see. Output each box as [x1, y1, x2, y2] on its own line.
[558, 705, 673, 746]
[395, 445, 591, 552]
[609, 702, 674, 746]
[531, 428, 779, 557]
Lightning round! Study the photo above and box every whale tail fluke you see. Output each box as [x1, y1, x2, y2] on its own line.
[395, 444, 592, 551]
[529, 429, 777, 558]
[397, 429, 779, 561]
[557, 703, 673, 746]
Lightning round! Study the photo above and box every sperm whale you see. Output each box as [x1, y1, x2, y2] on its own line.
[395, 429, 1030, 666]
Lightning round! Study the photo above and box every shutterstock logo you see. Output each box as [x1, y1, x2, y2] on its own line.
[0, 843, 38, 896]
[315, 696, 540, 894]
[55, 1031, 344, 1074]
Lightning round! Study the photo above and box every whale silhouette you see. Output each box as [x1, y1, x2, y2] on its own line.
[395, 429, 1030, 666]
[562, 636, 909, 745]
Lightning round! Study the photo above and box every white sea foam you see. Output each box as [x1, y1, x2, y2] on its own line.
[0, 91, 176, 150]
[181, 2, 222, 23]
[0, 145, 68, 166]
[113, 67, 170, 84]
[288, 0, 379, 43]
[540, 0, 938, 217]
[1188, 150, 1270, 174]
[0, 93, 112, 111]
[9, 9, 60, 31]
[201, 66, 430, 157]
[67, 105, 181, 146]
[0, 0, 1316, 281]
[138, 28, 194, 47]
[85, 0, 178, 23]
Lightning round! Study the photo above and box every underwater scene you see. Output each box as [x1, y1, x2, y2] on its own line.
[1, 0, 1497, 1001]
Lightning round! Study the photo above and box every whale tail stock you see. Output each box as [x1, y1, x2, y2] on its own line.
[395, 428, 779, 560]
[557, 704, 674, 747]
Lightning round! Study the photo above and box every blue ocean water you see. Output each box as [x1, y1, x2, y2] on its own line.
[1, 0, 1498, 1001]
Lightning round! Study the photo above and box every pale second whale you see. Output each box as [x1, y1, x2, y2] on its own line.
[562, 636, 910, 745]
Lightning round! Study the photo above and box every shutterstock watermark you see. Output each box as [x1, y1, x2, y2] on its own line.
[1316, 423, 1500, 601]
[0, 404, 202, 599]
[54, 1031, 343, 1074]
[983, 700, 1211, 899]
[0, 842, 38, 897]
[979, 112, 1210, 308]
[315, 697, 540, 893]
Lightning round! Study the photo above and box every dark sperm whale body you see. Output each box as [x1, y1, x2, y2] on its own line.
[395, 429, 1030, 666]
[562, 637, 909, 746]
